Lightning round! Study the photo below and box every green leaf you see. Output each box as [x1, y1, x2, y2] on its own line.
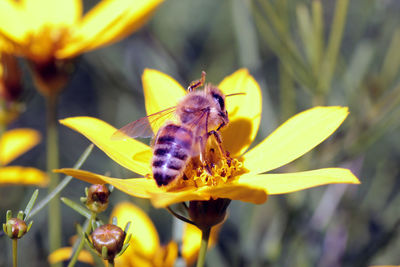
[61, 197, 91, 219]
[6, 210, 12, 221]
[24, 189, 39, 220]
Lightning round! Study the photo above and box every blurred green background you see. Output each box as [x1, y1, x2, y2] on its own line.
[2, 0, 400, 266]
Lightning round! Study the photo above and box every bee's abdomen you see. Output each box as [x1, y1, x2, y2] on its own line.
[152, 124, 193, 186]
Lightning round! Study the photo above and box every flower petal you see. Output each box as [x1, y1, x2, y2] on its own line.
[218, 69, 262, 156]
[0, 1, 28, 43]
[23, 0, 81, 30]
[142, 69, 185, 133]
[48, 247, 93, 265]
[55, 168, 267, 208]
[236, 168, 360, 195]
[60, 116, 151, 176]
[111, 202, 159, 259]
[0, 128, 41, 165]
[58, 0, 163, 58]
[149, 183, 267, 208]
[54, 168, 159, 198]
[0, 166, 48, 186]
[243, 106, 349, 174]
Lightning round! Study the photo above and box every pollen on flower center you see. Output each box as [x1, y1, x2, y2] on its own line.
[191, 158, 245, 187]
[146, 155, 248, 191]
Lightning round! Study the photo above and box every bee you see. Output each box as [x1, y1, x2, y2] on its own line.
[113, 72, 241, 187]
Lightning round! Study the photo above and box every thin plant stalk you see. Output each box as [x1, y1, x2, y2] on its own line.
[108, 259, 115, 267]
[12, 239, 17, 267]
[67, 211, 96, 267]
[196, 227, 211, 267]
[27, 144, 94, 220]
[46, 93, 61, 267]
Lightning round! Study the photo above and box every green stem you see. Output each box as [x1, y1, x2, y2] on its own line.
[108, 259, 115, 267]
[46, 94, 61, 267]
[26, 144, 94, 220]
[166, 206, 196, 226]
[67, 211, 96, 267]
[196, 227, 211, 267]
[12, 239, 17, 267]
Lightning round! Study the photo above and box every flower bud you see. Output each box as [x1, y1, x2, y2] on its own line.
[188, 198, 231, 231]
[29, 58, 73, 97]
[85, 184, 110, 213]
[91, 224, 125, 261]
[0, 52, 22, 103]
[4, 218, 27, 239]
[0, 52, 23, 125]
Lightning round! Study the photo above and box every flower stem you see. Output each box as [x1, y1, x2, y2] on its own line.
[108, 259, 115, 267]
[26, 144, 94, 220]
[12, 239, 17, 267]
[196, 227, 211, 267]
[46, 94, 61, 267]
[67, 211, 96, 267]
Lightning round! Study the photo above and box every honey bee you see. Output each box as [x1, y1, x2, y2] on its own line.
[113, 72, 242, 187]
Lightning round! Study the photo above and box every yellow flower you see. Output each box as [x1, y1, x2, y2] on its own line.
[0, 128, 48, 186]
[48, 202, 219, 266]
[0, 0, 164, 63]
[48, 247, 94, 266]
[56, 69, 360, 208]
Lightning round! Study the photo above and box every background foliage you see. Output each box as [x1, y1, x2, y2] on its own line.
[1, 0, 400, 266]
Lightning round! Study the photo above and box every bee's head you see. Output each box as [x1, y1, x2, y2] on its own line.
[206, 85, 229, 128]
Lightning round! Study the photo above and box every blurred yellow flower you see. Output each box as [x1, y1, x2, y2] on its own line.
[56, 68, 359, 208]
[48, 247, 94, 266]
[0, 0, 164, 63]
[0, 128, 48, 186]
[48, 202, 219, 266]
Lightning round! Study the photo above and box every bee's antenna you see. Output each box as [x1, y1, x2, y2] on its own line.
[187, 71, 206, 92]
[225, 92, 246, 97]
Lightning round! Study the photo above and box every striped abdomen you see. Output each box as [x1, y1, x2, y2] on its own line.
[152, 124, 194, 186]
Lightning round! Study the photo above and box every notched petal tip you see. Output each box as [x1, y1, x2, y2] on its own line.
[238, 168, 360, 195]
[243, 106, 351, 174]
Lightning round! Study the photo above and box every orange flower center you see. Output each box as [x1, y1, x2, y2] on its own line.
[161, 155, 248, 191]
[25, 25, 69, 62]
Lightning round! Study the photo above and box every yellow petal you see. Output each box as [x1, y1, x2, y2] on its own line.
[60, 116, 151, 176]
[142, 69, 185, 133]
[158, 241, 178, 267]
[111, 202, 160, 258]
[0, 1, 28, 43]
[55, 168, 267, 208]
[218, 69, 262, 157]
[0, 166, 48, 186]
[58, 0, 163, 58]
[182, 223, 221, 266]
[149, 183, 267, 208]
[23, 0, 81, 31]
[243, 106, 349, 174]
[0, 128, 41, 165]
[236, 168, 360, 195]
[54, 168, 159, 198]
[48, 247, 93, 265]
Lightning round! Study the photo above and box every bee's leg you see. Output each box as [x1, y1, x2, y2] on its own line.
[208, 129, 232, 165]
[198, 135, 213, 175]
[187, 71, 206, 92]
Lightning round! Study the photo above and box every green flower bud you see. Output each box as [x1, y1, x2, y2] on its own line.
[4, 218, 27, 239]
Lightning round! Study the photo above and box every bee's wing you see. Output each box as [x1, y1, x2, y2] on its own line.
[181, 108, 212, 156]
[112, 106, 176, 140]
